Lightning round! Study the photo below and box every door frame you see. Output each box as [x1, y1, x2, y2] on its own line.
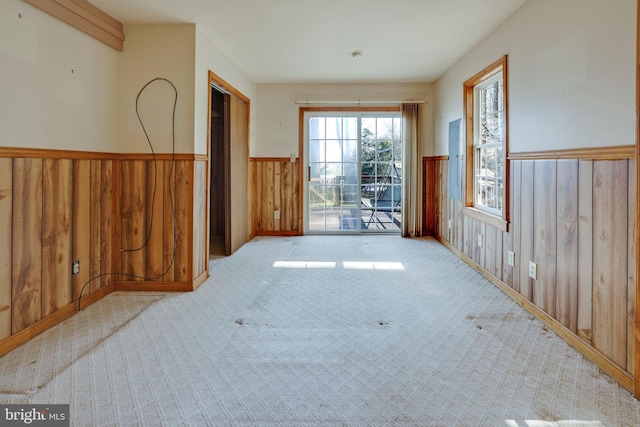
[298, 106, 402, 234]
[634, 0, 640, 400]
[207, 70, 251, 256]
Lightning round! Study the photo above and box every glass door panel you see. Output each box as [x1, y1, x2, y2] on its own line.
[359, 115, 402, 232]
[305, 113, 401, 233]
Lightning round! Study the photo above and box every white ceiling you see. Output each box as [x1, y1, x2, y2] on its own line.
[91, 0, 527, 84]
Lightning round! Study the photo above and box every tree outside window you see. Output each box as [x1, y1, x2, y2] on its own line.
[463, 56, 509, 228]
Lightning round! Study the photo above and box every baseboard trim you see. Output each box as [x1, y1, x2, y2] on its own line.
[0, 304, 75, 357]
[438, 237, 635, 394]
[78, 283, 118, 310]
[114, 281, 196, 292]
[254, 231, 302, 236]
[0, 283, 116, 357]
[192, 271, 209, 291]
[0, 276, 207, 358]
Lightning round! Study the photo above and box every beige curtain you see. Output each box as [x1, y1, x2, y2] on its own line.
[401, 103, 420, 237]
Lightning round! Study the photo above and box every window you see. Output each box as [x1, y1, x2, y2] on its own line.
[463, 56, 508, 229]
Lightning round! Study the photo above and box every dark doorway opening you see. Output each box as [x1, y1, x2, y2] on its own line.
[210, 86, 228, 257]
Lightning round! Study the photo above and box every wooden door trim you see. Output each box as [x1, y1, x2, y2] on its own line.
[208, 70, 250, 104]
[208, 70, 251, 254]
[634, 0, 640, 400]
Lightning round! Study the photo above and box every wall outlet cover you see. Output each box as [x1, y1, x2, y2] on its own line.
[72, 260, 80, 275]
[528, 261, 537, 280]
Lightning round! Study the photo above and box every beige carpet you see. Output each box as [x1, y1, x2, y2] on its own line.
[1, 236, 639, 426]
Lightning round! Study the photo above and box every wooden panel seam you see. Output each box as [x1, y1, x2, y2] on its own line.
[12, 158, 43, 334]
[0, 159, 12, 340]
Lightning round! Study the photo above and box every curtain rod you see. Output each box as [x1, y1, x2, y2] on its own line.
[295, 100, 425, 105]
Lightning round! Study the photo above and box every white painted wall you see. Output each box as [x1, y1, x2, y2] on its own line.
[255, 83, 434, 158]
[434, 0, 636, 155]
[117, 25, 196, 154]
[0, 0, 119, 152]
[194, 26, 257, 156]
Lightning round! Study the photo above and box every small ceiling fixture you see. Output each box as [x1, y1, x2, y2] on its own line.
[351, 50, 363, 59]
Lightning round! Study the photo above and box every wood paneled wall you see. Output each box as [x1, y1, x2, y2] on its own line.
[0, 148, 208, 354]
[0, 159, 12, 340]
[72, 159, 113, 300]
[0, 156, 114, 339]
[251, 158, 301, 235]
[119, 159, 194, 283]
[193, 160, 207, 280]
[424, 148, 638, 392]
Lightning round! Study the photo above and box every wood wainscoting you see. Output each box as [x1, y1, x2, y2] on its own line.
[423, 146, 638, 394]
[0, 147, 208, 356]
[117, 155, 208, 288]
[250, 157, 301, 236]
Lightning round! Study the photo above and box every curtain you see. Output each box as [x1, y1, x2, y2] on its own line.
[401, 103, 420, 237]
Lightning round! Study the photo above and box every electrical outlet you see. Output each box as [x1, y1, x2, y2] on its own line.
[448, 219, 452, 230]
[477, 234, 483, 248]
[274, 210, 280, 219]
[528, 261, 537, 280]
[508, 250, 515, 267]
[72, 260, 80, 275]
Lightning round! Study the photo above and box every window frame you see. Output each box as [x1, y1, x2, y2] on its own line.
[463, 56, 509, 231]
[300, 107, 402, 234]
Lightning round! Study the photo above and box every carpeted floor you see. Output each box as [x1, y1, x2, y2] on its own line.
[1, 236, 640, 426]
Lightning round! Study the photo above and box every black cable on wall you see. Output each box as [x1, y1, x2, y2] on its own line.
[77, 77, 178, 311]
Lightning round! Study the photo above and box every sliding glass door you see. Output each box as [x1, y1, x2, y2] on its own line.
[304, 112, 402, 233]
